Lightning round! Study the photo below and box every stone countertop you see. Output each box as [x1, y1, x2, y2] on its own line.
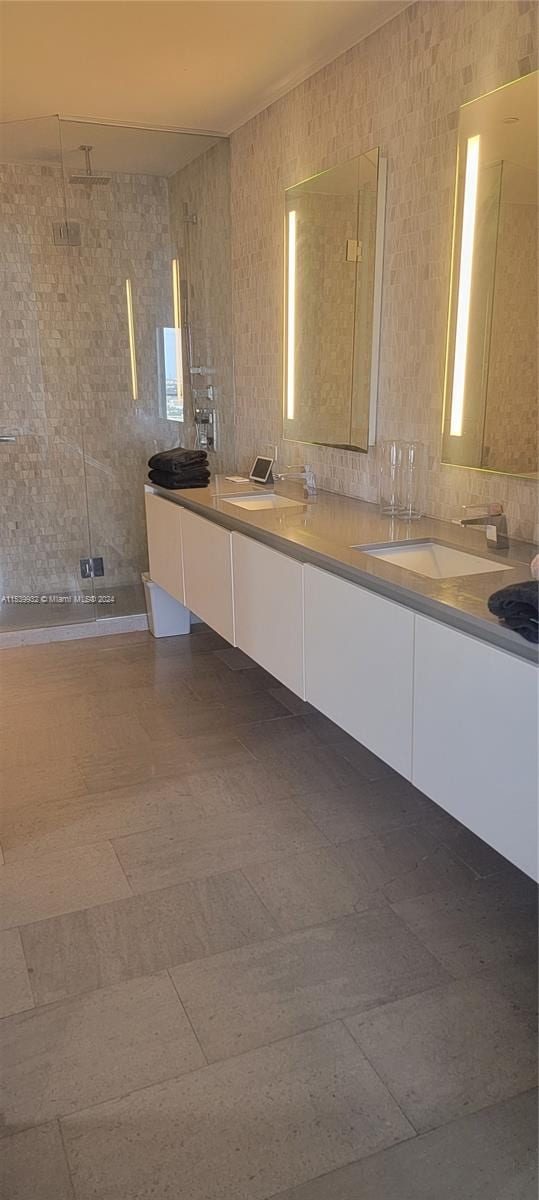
[145, 476, 538, 664]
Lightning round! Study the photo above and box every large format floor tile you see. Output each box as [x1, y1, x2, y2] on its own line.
[171, 907, 448, 1061]
[21, 870, 278, 1006]
[275, 1090, 538, 1200]
[239, 729, 368, 795]
[0, 1122, 74, 1200]
[3, 711, 152, 770]
[0, 928, 33, 1018]
[243, 845, 379, 931]
[1, 778, 194, 861]
[136, 689, 285, 742]
[112, 800, 327, 893]
[61, 1023, 414, 1200]
[0, 972, 204, 1131]
[1, 756, 86, 808]
[318, 826, 475, 905]
[291, 777, 436, 843]
[184, 664, 275, 705]
[78, 732, 255, 794]
[2, 627, 536, 1197]
[346, 965, 537, 1132]
[183, 760, 298, 810]
[392, 874, 538, 977]
[0, 842, 131, 929]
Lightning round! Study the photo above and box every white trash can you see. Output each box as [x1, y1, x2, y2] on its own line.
[142, 573, 191, 637]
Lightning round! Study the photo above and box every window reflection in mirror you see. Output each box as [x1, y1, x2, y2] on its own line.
[157, 328, 183, 422]
[442, 71, 538, 478]
[283, 148, 385, 452]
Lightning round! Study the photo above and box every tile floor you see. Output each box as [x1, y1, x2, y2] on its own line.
[0, 625, 537, 1199]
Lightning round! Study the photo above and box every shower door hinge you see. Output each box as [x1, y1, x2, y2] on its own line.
[53, 221, 81, 247]
[80, 556, 104, 579]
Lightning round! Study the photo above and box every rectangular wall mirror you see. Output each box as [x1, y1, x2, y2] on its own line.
[283, 148, 386, 451]
[442, 70, 538, 478]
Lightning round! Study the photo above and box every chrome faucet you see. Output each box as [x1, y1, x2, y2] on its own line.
[273, 464, 317, 496]
[454, 503, 509, 550]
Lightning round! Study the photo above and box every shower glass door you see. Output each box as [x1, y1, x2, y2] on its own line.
[60, 119, 229, 622]
[0, 115, 96, 633]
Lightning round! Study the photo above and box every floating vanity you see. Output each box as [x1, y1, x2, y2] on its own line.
[145, 478, 538, 882]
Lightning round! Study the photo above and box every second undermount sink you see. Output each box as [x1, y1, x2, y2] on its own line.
[223, 492, 304, 511]
[352, 540, 514, 580]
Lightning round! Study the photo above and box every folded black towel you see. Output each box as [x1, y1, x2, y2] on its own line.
[488, 579, 539, 644]
[148, 448, 208, 474]
[148, 469, 210, 490]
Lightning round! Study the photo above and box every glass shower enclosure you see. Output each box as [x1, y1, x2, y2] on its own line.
[0, 115, 233, 634]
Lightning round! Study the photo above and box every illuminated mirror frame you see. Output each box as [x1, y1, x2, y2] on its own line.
[441, 72, 538, 477]
[283, 151, 387, 452]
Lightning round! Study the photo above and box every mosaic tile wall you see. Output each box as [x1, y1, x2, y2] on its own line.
[168, 140, 235, 474]
[230, 0, 538, 541]
[0, 163, 97, 597]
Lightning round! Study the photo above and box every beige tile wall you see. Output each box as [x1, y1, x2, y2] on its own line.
[0, 163, 98, 596]
[230, 0, 538, 541]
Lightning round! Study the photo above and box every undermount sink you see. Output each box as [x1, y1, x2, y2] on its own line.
[223, 492, 304, 511]
[353, 540, 514, 580]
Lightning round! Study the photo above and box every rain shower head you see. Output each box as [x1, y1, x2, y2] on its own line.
[68, 145, 110, 185]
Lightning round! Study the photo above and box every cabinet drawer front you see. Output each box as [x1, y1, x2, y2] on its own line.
[181, 509, 235, 644]
[144, 491, 184, 603]
[413, 615, 538, 880]
[304, 565, 414, 778]
[232, 533, 304, 697]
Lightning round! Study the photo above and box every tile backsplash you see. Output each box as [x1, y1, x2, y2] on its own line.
[229, 0, 538, 541]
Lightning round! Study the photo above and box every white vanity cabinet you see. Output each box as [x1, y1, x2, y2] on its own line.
[304, 565, 415, 778]
[144, 490, 185, 603]
[232, 533, 305, 697]
[181, 509, 235, 643]
[413, 615, 538, 879]
[144, 488, 537, 881]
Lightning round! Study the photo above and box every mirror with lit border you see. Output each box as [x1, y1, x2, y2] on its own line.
[283, 148, 386, 452]
[442, 71, 538, 478]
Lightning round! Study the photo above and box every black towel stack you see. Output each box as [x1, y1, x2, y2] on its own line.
[148, 447, 211, 490]
[488, 579, 539, 644]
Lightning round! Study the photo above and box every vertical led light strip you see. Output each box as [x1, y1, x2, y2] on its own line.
[450, 134, 480, 436]
[172, 258, 181, 329]
[172, 258, 184, 402]
[286, 210, 296, 420]
[125, 278, 138, 401]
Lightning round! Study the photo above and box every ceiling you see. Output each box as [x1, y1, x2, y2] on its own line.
[0, 1, 410, 136]
[0, 115, 220, 176]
